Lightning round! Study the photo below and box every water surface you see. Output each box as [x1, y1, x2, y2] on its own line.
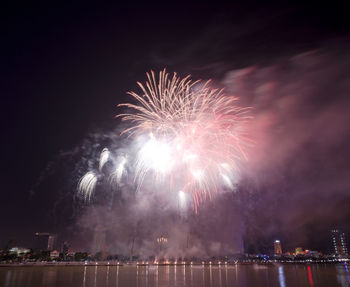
[1, 264, 350, 287]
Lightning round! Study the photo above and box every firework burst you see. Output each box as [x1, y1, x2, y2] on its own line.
[117, 69, 251, 212]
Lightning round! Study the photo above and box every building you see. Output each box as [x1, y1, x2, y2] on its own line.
[305, 250, 320, 258]
[274, 240, 282, 256]
[331, 229, 348, 255]
[9, 247, 30, 256]
[295, 247, 304, 255]
[34, 233, 57, 251]
[61, 241, 70, 260]
[50, 250, 60, 259]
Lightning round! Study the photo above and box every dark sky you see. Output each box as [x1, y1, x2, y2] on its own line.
[2, 1, 350, 253]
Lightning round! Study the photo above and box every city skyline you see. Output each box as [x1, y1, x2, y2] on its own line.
[3, 228, 349, 259]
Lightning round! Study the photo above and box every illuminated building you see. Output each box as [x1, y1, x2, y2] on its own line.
[274, 240, 282, 256]
[34, 233, 56, 251]
[9, 247, 30, 256]
[50, 250, 60, 259]
[331, 229, 348, 255]
[307, 250, 320, 258]
[295, 247, 304, 255]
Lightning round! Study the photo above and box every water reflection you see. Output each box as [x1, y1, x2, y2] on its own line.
[146, 266, 149, 287]
[94, 265, 98, 287]
[1, 264, 350, 287]
[307, 266, 314, 287]
[4, 270, 11, 287]
[345, 263, 350, 284]
[336, 263, 350, 287]
[202, 266, 205, 286]
[116, 266, 119, 287]
[183, 265, 185, 285]
[136, 266, 138, 287]
[209, 265, 213, 287]
[265, 267, 269, 286]
[278, 266, 286, 287]
[235, 264, 238, 285]
[42, 268, 57, 286]
[83, 266, 87, 287]
[106, 266, 110, 287]
[218, 266, 222, 287]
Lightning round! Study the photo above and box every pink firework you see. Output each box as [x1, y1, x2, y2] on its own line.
[117, 69, 251, 212]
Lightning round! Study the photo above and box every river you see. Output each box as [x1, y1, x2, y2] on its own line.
[1, 263, 350, 287]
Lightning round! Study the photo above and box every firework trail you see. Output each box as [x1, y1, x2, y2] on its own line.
[78, 171, 97, 201]
[109, 155, 127, 186]
[99, 148, 110, 171]
[78, 149, 128, 201]
[117, 69, 251, 212]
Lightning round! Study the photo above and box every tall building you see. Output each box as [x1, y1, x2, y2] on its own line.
[274, 240, 282, 256]
[34, 233, 56, 251]
[331, 229, 348, 255]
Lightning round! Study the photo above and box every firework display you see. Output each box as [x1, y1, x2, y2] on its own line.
[78, 171, 98, 201]
[99, 148, 110, 171]
[78, 70, 251, 212]
[109, 155, 127, 186]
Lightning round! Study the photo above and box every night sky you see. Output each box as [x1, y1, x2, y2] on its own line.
[2, 1, 350, 254]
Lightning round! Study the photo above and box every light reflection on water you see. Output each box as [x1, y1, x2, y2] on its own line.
[278, 266, 286, 287]
[307, 266, 314, 287]
[0, 264, 349, 287]
[336, 263, 350, 287]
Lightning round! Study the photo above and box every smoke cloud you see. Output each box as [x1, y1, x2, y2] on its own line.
[224, 47, 350, 252]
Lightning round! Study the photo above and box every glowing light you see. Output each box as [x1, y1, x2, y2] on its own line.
[178, 190, 185, 200]
[178, 190, 186, 209]
[110, 156, 127, 186]
[157, 236, 168, 243]
[183, 153, 198, 162]
[191, 169, 204, 181]
[278, 266, 286, 287]
[99, 148, 110, 171]
[138, 138, 173, 173]
[307, 266, 314, 287]
[114, 69, 252, 210]
[221, 173, 233, 189]
[78, 171, 97, 201]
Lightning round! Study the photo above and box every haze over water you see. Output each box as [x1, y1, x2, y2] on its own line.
[1, 264, 350, 287]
